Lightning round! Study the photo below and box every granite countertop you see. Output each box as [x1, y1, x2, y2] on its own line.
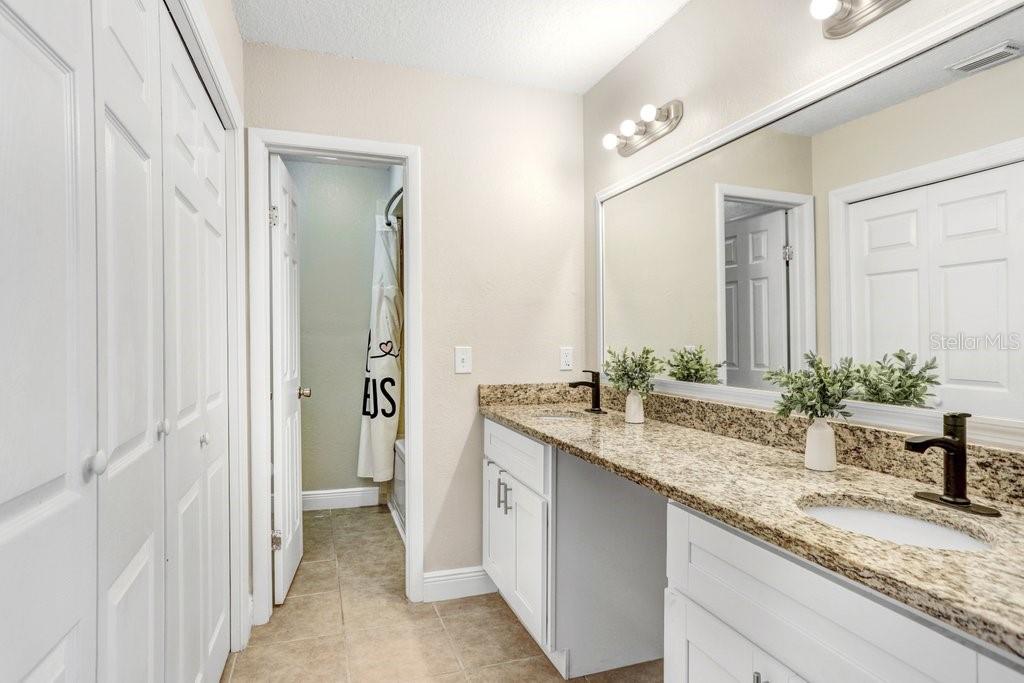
[480, 402, 1024, 662]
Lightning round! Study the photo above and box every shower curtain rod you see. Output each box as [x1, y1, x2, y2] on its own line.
[384, 187, 403, 227]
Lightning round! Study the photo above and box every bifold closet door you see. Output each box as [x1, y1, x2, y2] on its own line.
[92, 0, 166, 679]
[161, 5, 231, 682]
[0, 0, 99, 680]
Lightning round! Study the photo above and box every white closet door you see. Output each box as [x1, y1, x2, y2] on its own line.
[0, 0, 98, 680]
[93, 0, 165, 678]
[927, 164, 1024, 418]
[847, 163, 1023, 418]
[161, 5, 230, 681]
[724, 210, 789, 389]
[847, 188, 930, 363]
[270, 155, 304, 604]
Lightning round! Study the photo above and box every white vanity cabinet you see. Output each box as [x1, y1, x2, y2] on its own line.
[482, 418, 667, 679]
[666, 502, 1024, 683]
[482, 421, 550, 646]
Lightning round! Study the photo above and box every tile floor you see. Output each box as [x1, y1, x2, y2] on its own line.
[221, 505, 663, 682]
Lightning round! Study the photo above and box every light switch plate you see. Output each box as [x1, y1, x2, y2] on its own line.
[454, 346, 472, 374]
[559, 346, 574, 371]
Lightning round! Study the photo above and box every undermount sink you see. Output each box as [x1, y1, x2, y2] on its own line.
[801, 498, 992, 551]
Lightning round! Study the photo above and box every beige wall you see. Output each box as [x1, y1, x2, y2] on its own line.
[245, 44, 584, 571]
[201, 0, 245, 104]
[287, 161, 392, 492]
[583, 0, 1011, 367]
[603, 130, 811, 360]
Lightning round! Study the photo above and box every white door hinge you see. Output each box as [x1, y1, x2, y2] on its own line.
[271, 530, 282, 551]
[269, 205, 279, 229]
[782, 245, 796, 262]
[156, 419, 170, 440]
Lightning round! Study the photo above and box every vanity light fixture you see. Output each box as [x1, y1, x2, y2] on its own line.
[809, 0, 913, 39]
[601, 99, 684, 157]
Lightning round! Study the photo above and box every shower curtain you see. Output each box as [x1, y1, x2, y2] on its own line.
[357, 212, 403, 482]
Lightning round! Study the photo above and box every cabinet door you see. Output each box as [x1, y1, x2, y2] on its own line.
[504, 476, 548, 645]
[482, 461, 510, 592]
[754, 650, 806, 683]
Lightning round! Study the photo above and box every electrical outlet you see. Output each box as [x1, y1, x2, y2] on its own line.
[454, 346, 472, 374]
[559, 346, 574, 371]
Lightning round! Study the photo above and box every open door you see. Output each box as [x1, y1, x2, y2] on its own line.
[270, 155, 304, 603]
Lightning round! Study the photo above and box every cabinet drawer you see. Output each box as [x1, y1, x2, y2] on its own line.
[667, 503, 977, 683]
[484, 419, 549, 496]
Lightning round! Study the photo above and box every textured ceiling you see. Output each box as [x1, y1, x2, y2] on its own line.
[233, 0, 691, 93]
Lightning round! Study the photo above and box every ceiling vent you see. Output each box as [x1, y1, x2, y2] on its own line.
[947, 40, 1023, 75]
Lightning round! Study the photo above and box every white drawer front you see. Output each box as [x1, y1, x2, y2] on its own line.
[484, 419, 549, 496]
[667, 503, 977, 683]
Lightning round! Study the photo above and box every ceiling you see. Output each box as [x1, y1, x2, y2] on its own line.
[232, 0, 691, 93]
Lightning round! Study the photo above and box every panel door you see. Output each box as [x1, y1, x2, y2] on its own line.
[847, 188, 930, 366]
[92, 0, 166, 678]
[724, 210, 789, 389]
[681, 597, 753, 682]
[482, 461, 510, 593]
[0, 1, 98, 679]
[270, 154, 303, 604]
[161, 5, 230, 681]
[504, 476, 547, 645]
[926, 163, 1024, 418]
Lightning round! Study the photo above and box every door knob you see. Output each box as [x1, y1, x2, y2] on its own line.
[298, 386, 312, 399]
[88, 449, 109, 477]
[200, 433, 210, 447]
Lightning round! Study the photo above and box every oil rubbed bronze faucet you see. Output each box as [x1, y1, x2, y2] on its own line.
[904, 412, 1000, 517]
[569, 370, 606, 414]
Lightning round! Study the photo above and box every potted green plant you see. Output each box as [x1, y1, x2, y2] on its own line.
[604, 346, 665, 424]
[666, 346, 723, 384]
[764, 352, 856, 471]
[852, 350, 940, 408]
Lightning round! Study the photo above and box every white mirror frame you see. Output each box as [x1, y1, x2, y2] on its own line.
[594, 0, 1024, 450]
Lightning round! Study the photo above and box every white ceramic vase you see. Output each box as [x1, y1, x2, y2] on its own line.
[625, 390, 645, 424]
[804, 417, 837, 471]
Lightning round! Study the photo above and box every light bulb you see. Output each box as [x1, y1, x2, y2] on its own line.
[809, 0, 842, 20]
[640, 104, 659, 123]
[601, 133, 620, 150]
[619, 119, 638, 137]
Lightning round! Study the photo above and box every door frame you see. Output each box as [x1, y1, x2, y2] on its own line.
[247, 127, 425, 624]
[162, 0, 251, 651]
[714, 184, 816, 382]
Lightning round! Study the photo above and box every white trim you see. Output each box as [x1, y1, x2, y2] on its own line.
[302, 487, 380, 511]
[247, 128, 425, 625]
[164, 0, 250, 652]
[387, 498, 407, 545]
[593, 0, 1024, 449]
[421, 566, 498, 603]
[714, 184, 816, 379]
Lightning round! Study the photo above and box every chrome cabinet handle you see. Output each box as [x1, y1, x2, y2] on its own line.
[503, 485, 512, 515]
[298, 386, 312, 399]
[200, 433, 210, 447]
[88, 449, 109, 477]
[753, 673, 767, 683]
[496, 479, 504, 509]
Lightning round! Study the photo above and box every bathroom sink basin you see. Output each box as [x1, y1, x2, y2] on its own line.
[802, 503, 991, 551]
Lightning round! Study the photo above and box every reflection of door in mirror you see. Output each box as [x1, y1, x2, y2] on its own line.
[724, 203, 790, 390]
[844, 162, 1024, 419]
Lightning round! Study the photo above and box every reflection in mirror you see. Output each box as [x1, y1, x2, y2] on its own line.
[601, 8, 1024, 420]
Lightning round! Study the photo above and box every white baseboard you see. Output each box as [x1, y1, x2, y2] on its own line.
[422, 566, 497, 603]
[302, 486, 379, 511]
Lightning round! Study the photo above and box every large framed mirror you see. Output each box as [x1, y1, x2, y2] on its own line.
[598, 6, 1024, 445]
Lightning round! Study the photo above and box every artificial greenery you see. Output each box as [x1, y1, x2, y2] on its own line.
[852, 350, 939, 408]
[763, 352, 856, 419]
[666, 346, 723, 384]
[604, 346, 665, 396]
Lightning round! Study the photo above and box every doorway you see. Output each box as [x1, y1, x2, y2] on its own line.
[247, 129, 424, 626]
[715, 185, 816, 389]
